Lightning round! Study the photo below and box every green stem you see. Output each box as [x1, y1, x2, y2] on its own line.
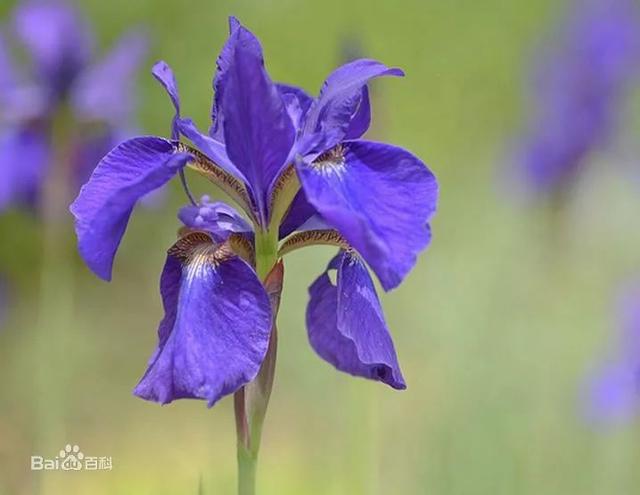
[235, 228, 281, 495]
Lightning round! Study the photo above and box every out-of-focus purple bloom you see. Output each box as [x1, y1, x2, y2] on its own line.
[586, 285, 640, 425]
[0, 0, 147, 212]
[515, 0, 640, 196]
[71, 17, 437, 407]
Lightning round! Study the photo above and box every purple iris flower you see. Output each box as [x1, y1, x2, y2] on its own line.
[515, 0, 640, 196]
[0, 0, 147, 211]
[586, 285, 640, 425]
[70, 17, 438, 407]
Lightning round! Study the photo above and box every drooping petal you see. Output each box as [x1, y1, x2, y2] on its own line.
[70, 137, 191, 281]
[0, 125, 49, 211]
[178, 196, 252, 236]
[306, 251, 405, 389]
[72, 30, 147, 125]
[296, 140, 438, 291]
[72, 125, 121, 190]
[303, 59, 403, 149]
[134, 235, 271, 406]
[217, 21, 295, 219]
[13, 0, 93, 96]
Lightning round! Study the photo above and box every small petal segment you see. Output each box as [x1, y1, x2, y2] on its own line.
[306, 251, 405, 389]
[70, 137, 191, 281]
[134, 234, 271, 406]
[296, 140, 438, 291]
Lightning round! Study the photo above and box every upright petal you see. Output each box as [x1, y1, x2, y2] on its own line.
[209, 16, 260, 140]
[134, 234, 271, 406]
[70, 137, 191, 281]
[343, 86, 371, 140]
[217, 21, 295, 218]
[72, 30, 148, 125]
[303, 59, 403, 149]
[296, 140, 438, 290]
[306, 251, 405, 389]
[13, 0, 93, 96]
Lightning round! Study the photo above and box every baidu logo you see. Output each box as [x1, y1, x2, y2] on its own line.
[31, 444, 112, 471]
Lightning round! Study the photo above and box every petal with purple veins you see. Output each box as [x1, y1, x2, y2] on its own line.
[134, 234, 271, 407]
[209, 16, 261, 141]
[296, 140, 438, 291]
[306, 251, 405, 389]
[303, 59, 403, 149]
[217, 21, 295, 219]
[70, 137, 191, 281]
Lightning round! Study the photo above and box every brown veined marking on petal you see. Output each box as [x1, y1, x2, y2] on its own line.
[278, 229, 349, 258]
[170, 230, 255, 267]
[268, 163, 300, 230]
[168, 231, 215, 262]
[175, 142, 259, 225]
[226, 233, 255, 266]
[310, 144, 346, 175]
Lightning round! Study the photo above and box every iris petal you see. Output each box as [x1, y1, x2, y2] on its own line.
[277, 83, 314, 126]
[343, 86, 371, 140]
[150, 60, 181, 139]
[303, 59, 403, 149]
[70, 137, 190, 281]
[209, 15, 261, 140]
[296, 140, 438, 291]
[134, 236, 271, 407]
[217, 21, 295, 219]
[306, 251, 405, 389]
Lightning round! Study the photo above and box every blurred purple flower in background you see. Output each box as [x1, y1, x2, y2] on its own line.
[515, 0, 640, 197]
[70, 16, 438, 407]
[0, 0, 147, 212]
[586, 285, 640, 425]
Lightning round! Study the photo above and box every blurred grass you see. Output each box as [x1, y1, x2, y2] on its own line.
[2, 0, 640, 494]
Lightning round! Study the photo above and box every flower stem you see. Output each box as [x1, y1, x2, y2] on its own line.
[234, 229, 282, 495]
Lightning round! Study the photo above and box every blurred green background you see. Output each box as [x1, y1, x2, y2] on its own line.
[2, 0, 640, 494]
